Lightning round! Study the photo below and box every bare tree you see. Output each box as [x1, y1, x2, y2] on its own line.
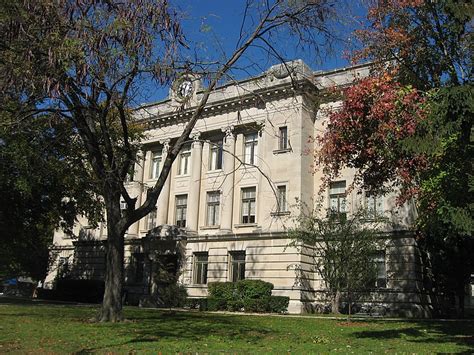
[1, 0, 337, 322]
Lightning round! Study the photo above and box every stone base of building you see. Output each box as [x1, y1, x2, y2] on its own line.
[45, 228, 434, 317]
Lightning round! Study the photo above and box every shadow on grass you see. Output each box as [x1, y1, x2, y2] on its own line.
[1, 297, 274, 353]
[74, 311, 274, 353]
[352, 321, 474, 352]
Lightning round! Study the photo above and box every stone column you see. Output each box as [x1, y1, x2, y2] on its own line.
[157, 140, 171, 225]
[220, 126, 235, 232]
[187, 133, 202, 232]
[128, 150, 144, 236]
[139, 150, 153, 232]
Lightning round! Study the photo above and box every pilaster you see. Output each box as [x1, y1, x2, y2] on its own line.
[220, 126, 236, 232]
[156, 140, 171, 225]
[187, 133, 202, 232]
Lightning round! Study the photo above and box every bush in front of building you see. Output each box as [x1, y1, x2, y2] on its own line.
[235, 279, 273, 299]
[207, 281, 236, 300]
[204, 280, 289, 313]
[206, 297, 227, 311]
[157, 283, 188, 308]
[269, 296, 290, 313]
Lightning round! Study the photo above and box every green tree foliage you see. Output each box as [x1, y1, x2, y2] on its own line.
[0, 108, 101, 281]
[318, 0, 473, 315]
[289, 207, 383, 319]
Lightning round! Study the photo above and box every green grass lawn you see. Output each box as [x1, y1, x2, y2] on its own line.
[0, 298, 473, 353]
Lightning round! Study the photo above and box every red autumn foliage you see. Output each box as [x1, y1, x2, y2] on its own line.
[316, 74, 429, 203]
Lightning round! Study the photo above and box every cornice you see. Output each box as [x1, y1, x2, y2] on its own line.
[143, 78, 318, 129]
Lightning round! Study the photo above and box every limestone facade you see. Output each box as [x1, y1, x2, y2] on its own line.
[46, 60, 431, 316]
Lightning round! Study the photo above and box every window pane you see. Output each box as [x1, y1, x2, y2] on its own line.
[339, 197, 347, 213]
[241, 187, 256, 223]
[244, 133, 258, 165]
[249, 200, 256, 215]
[176, 194, 187, 227]
[229, 251, 246, 282]
[193, 252, 208, 284]
[147, 208, 157, 230]
[151, 151, 162, 179]
[279, 127, 288, 149]
[277, 185, 287, 211]
[329, 181, 346, 194]
[244, 143, 252, 164]
[179, 148, 190, 175]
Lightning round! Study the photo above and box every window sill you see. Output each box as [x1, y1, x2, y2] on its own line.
[270, 211, 290, 217]
[200, 225, 220, 230]
[206, 169, 223, 174]
[176, 174, 190, 178]
[273, 148, 292, 155]
[234, 223, 258, 228]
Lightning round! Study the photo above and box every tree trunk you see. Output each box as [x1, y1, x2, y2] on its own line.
[100, 198, 125, 322]
[347, 291, 352, 322]
[331, 290, 341, 314]
[456, 287, 465, 319]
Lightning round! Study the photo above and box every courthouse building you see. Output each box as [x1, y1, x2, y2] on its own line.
[45, 60, 432, 316]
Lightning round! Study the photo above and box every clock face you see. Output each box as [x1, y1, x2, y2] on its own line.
[177, 79, 193, 100]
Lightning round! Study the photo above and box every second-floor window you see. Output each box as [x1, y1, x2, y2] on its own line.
[209, 141, 223, 170]
[329, 181, 347, 216]
[279, 126, 288, 150]
[277, 185, 287, 212]
[178, 147, 191, 175]
[150, 151, 162, 179]
[367, 194, 384, 218]
[175, 194, 187, 228]
[241, 187, 256, 224]
[244, 132, 258, 165]
[206, 191, 220, 226]
[147, 208, 157, 230]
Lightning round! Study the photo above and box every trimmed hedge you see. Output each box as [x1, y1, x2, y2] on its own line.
[236, 280, 273, 299]
[244, 297, 270, 313]
[207, 297, 227, 311]
[269, 296, 290, 313]
[204, 280, 289, 313]
[207, 282, 235, 300]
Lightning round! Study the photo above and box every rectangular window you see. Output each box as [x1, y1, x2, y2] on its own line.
[241, 187, 256, 224]
[120, 199, 127, 211]
[367, 194, 384, 218]
[206, 191, 220, 226]
[209, 141, 223, 170]
[150, 151, 162, 179]
[329, 181, 347, 216]
[147, 208, 157, 230]
[193, 252, 208, 284]
[279, 126, 288, 150]
[229, 251, 246, 282]
[175, 194, 187, 228]
[277, 185, 287, 212]
[244, 132, 258, 165]
[373, 251, 387, 288]
[178, 147, 191, 175]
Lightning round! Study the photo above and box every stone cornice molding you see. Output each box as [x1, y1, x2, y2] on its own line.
[144, 78, 318, 129]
